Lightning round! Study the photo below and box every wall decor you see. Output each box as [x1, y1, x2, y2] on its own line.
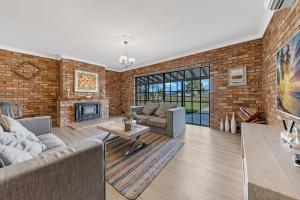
[75, 70, 99, 93]
[228, 66, 247, 86]
[277, 31, 300, 118]
[12, 61, 41, 80]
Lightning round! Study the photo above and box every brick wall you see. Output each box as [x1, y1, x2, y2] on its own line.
[262, 1, 300, 126]
[120, 39, 263, 129]
[60, 58, 106, 99]
[105, 70, 122, 116]
[58, 59, 108, 126]
[0, 49, 60, 125]
[0, 51, 111, 127]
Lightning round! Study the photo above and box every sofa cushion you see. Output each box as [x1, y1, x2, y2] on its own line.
[0, 132, 46, 156]
[142, 102, 160, 116]
[0, 145, 34, 166]
[0, 115, 39, 142]
[38, 133, 66, 151]
[146, 117, 167, 128]
[154, 103, 177, 118]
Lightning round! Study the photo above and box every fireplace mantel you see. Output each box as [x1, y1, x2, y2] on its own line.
[58, 98, 109, 127]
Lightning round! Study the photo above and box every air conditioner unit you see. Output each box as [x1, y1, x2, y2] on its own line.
[267, 0, 296, 10]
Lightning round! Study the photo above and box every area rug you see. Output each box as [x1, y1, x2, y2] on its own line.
[105, 133, 184, 200]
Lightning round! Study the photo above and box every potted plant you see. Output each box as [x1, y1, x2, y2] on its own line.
[122, 112, 133, 131]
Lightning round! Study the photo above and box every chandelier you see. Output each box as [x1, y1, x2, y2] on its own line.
[119, 39, 135, 68]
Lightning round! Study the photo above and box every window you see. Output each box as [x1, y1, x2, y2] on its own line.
[135, 66, 210, 126]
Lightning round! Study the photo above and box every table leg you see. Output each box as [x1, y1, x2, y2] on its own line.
[125, 135, 146, 156]
[103, 133, 111, 142]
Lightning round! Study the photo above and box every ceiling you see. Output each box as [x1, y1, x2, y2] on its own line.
[0, 0, 272, 71]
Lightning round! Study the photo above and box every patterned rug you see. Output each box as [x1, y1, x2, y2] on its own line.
[105, 133, 184, 200]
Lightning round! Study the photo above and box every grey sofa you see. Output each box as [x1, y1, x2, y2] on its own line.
[0, 116, 105, 200]
[131, 104, 186, 137]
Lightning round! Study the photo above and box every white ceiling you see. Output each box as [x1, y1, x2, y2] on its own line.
[0, 0, 272, 71]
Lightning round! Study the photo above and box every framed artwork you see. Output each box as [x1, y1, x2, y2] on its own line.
[228, 66, 247, 86]
[75, 70, 99, 93]
[276, 31, 300, 118]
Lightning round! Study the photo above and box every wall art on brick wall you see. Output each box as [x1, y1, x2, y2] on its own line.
[277, 31, 300, 118]
[75, 70, 99, 93]
[228, 66, 247, 86]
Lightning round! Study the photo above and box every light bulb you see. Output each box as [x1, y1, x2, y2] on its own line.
[119, 56, 128, 64]
[128, 57, 136, 64]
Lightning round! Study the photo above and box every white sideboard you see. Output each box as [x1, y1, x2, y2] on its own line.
[241, 123, 300, 200]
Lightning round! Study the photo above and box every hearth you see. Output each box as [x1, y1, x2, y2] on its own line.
[75, 102, 101, 122]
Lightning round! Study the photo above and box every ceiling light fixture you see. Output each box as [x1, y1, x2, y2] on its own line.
[118, 35, 136, 68]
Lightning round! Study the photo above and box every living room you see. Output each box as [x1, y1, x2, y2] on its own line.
[0, 0, 300, 200]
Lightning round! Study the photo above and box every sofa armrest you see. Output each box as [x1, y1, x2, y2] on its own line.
[0, 140, 105, 200]
[130, 106, 143, 114]
[18, 116, 52, 136]
[166, 107, 186, 137]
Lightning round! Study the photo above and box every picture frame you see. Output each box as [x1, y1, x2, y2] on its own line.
[74, 70, 99, 93]
[276, 30, 300, 119]
[228, 66, 247, 86]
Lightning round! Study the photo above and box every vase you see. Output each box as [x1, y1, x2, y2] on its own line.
[225, 115, 230, 132]
[220, 118, 224, 131]
[231, 112, 237, 134]
[124, 123, 132, 131]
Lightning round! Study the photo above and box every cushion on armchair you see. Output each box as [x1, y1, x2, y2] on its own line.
[154, 103, 177, 118]
[142, 102, 160, 116]
[0, 115, 39, 141]
[0, 145, 34, 166]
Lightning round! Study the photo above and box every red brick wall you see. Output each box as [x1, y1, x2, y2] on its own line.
[60, 58, 106, 99]
[120, 39, 263, 128]
[58, 59, 108, 126]
[0, 49, 60, 125]
[105, 70, 122, 116]
[262, 1, 300, 126]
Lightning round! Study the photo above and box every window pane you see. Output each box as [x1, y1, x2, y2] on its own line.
[201, 67, 209, 77]
[165, 82, 171, 91]
[193, 114, 201, 125]
[201, 79, 210, 91]
[192, 91, 200, 102]
[192, 102, 201, 113]
[185, 69, 192, 80]
[185, 102, 193, 113]
[178, 71, 185, 80]
[185, 81, 192, 91]
[171, 92, 178, 101]
[201, 114, 210, 126]
[171, 82, 178, 91]
[184, 91, 192, 101]
[193, 80, 201, 90]
[192, 68, 200, 78]
[201, 91, 209, 102]
[165, 92, 171, 101]
[186, 114, 192, 124]
[201, 102, 210, 114]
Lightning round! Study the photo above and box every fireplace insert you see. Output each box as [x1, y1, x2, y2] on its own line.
[75, 102, 101, 122]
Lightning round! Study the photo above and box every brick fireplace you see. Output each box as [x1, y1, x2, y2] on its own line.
[58, 98, 109, 127]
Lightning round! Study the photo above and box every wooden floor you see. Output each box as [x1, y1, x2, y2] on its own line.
[53, 119, 243, 200]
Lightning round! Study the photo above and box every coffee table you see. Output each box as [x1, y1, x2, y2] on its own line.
[97, 121, 150, 156]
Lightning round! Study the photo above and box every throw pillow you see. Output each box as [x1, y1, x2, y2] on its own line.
[154, 103, 177, 118]
[0, 145, 34, 166]
[0, 132, 46, 156]
[0, 115, 39, 142]
[142, 102, 160, 116]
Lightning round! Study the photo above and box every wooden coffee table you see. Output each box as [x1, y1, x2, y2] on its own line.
[97, 121, 150, 156]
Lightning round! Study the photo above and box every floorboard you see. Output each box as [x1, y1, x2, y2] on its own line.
[53, 119, 243, 200]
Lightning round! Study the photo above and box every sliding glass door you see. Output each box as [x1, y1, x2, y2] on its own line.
[135, 66, 210, 126]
